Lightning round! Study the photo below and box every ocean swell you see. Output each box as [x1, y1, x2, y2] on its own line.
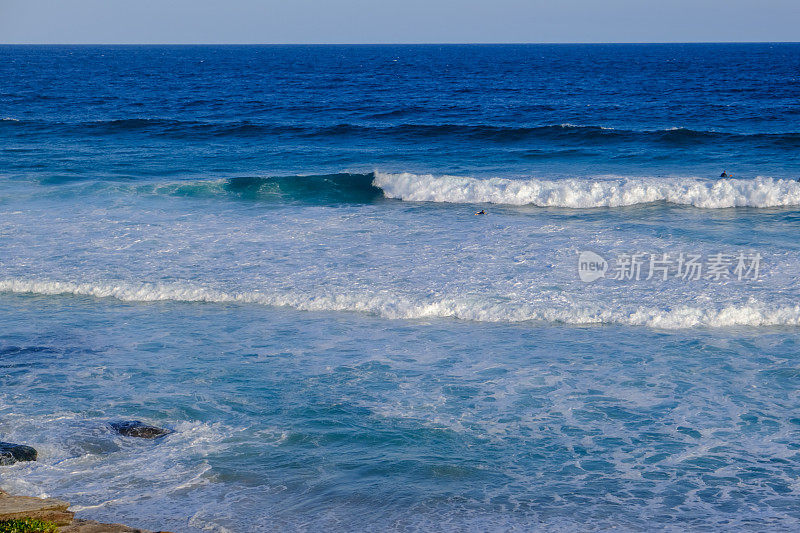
[46, 173, 383, 204]
[4, 118, 800, 145]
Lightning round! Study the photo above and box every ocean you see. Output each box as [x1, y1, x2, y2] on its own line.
[1, 43, 800, 531]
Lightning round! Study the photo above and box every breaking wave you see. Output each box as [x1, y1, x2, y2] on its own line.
[42, 172, 800, 209]
[2, 279, 800, 329]
[373, 172, 800, 208]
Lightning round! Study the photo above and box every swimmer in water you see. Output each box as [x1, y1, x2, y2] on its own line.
[475, 209, 486, 215]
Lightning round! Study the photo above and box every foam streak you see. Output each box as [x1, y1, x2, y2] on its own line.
[2, 279, 799, 329]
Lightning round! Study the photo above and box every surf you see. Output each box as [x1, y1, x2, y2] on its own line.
[373, 172, 800, 209]
[20, 171, 800, 209]
[3, 278, 800, 329]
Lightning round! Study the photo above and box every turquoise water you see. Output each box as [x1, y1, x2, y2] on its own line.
[2, 44, 800, 531]
[5, 294, 800, 531]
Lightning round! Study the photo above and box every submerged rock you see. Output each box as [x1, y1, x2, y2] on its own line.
[0, 442, 37, 465]
[109, 421, 172, 439]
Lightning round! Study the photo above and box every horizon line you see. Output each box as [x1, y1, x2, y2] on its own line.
[1, 41, 799, 46]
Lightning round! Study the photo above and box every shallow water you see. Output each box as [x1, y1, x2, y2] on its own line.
[4, 295, 800, 531]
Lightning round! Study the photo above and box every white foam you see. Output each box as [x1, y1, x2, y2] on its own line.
[373, 172, 800, 208]
[2, 278, 800, 329]
[0, 413, 239, 531]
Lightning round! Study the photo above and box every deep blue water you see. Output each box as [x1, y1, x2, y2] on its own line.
[2, 44, 800, 180]
[1, 44, 800, 532]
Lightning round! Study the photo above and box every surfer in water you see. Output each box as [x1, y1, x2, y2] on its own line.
[475, 209, 486, 215]
[720, 170, 729, 177]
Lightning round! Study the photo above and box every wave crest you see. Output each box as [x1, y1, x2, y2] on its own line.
[53, 173, 383, 204]
[373, 172, 800, 208]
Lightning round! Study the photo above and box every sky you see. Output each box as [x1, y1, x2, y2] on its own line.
[0, 0, 798, 44]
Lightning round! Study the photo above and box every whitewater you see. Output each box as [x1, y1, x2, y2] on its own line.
[374, 172, 800, 208]
[2, 278, 800, 329]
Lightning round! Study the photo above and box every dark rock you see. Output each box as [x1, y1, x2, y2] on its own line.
[0, 442, 37, 465]
[109, 421, 172, 439]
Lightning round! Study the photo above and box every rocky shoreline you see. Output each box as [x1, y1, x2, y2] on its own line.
[0, 489, 167, 532]
[0, 421, 173, 532]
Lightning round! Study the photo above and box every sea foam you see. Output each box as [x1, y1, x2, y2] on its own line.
[373, 172, 800, 208]
[2, 279, 799, 329]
